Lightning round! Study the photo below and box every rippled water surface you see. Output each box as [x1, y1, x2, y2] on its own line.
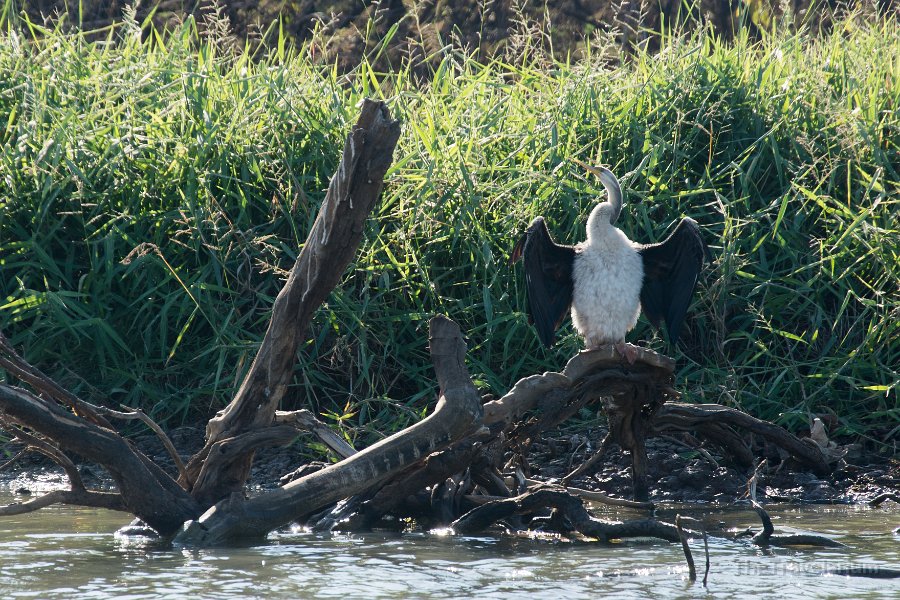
[0, 491, 897, 599]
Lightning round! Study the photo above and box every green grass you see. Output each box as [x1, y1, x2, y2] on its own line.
[0, 9, 897, 449]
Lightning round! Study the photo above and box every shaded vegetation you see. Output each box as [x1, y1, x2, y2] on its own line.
[14, 0, 899, 71]
[0, 7, 897, 451]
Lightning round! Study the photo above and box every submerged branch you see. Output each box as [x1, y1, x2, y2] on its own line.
[452, 487, 680, 543]
[0, 490, 126, 515]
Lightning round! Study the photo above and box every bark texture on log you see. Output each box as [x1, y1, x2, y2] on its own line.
[653, 403, 830, 476]
[173, 316, 483, 546]
[0, 385, 200, 533]
[182, 99, 401, 506]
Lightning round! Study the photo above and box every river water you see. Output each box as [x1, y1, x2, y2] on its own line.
[0, 490, 897, 599]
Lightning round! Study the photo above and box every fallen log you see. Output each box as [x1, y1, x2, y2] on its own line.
[173, 316, 483, 545]
[0, 98, 402, 537]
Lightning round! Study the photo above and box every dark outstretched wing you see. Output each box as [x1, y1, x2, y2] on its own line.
[637, 217, 710, 345]
[510, 217, 576, 348]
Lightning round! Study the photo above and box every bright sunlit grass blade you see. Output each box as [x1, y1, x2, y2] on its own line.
[0, 9, 897, 444]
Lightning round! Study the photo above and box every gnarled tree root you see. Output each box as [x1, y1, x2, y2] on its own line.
[452, 486, 680, 543]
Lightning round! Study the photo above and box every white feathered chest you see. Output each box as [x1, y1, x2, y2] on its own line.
[571, 226, 644, 348]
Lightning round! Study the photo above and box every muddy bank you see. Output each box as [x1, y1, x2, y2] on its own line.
[2, 423, 896, 509]
[529, 427, 898, 505]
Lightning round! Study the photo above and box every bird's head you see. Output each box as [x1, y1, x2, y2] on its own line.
[571, 159, 624, 242]
[571, 159, 623, 224]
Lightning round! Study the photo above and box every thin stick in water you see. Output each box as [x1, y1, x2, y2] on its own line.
[675, 514, 696, 582]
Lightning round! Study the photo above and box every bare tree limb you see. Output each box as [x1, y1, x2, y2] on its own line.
[0, 489, 126, 516]
[0, 331, 112, 429]
[173, 316, 483, 546]
[0, 385, 200, 534]
[182, 99, 402, 506]
[96, 406, 187, 483]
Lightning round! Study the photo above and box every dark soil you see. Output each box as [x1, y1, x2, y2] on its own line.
[528, 426, 899, 505]
[3, 424, 896, 509]
[19, 0, 875, 74]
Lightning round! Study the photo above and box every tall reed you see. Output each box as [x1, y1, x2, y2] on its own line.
[0, 10, 896, 447]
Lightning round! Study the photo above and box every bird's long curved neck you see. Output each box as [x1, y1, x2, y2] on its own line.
[585, 167, 623, 244]
[597, 168, 622, 225]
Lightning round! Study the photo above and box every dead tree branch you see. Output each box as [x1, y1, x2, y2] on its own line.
[0, 385, 200, 533]
[653, 403, 830, 476]
[173, 316, 483, 546]
[97, 406, 187, 483]
[451, 486, 680, 542]
[182, 99, 401, 507]
[0, 489, 126, 516]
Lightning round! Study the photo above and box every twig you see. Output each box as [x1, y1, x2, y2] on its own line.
[525, 478, 653, 509]
[663, 434, 720, 469]
[561, 433, 612, 485]
[748, 458, 767, 502]
[702, 523, 710, 586]
[0, 448, 27, 473]
[676, 514, 696, 581]
[96, 406, 187, 483]
[869, 492, 900, 508]
[275, 409, 357, 459]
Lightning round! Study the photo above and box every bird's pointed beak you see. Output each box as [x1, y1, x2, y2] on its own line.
[570, 157, 623, 224]
[570, 157, 616, 186]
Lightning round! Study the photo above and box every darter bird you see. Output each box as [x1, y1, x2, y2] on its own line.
[510, 160, 710, 362]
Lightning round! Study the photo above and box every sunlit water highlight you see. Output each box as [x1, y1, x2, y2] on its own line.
[0, 491, 897, 599]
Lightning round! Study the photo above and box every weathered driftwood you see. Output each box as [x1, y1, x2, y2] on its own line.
[182, 99, 401, 507]
[0, 99, 402, 538]
[451, 486, 681, 542]
[173, 316, 484, 545]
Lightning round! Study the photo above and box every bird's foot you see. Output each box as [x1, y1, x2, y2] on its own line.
[614, 341, 639, 364]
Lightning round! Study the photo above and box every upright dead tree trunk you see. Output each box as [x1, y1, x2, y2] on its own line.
[183, 99, 401, 507]
[0, 99, 405, 536]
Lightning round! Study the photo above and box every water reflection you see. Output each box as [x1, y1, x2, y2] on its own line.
[0, 491, 896, 599]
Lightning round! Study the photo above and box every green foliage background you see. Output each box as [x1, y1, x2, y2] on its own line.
[0, 9, 897, 446]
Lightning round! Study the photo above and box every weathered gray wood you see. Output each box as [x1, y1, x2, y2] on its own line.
[0, 385, 200, 533]
[173, 316, 483, 546]
[482, 346, 675, 427]
[653, 403, 830, 476]
[182, 99, 401, 506]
